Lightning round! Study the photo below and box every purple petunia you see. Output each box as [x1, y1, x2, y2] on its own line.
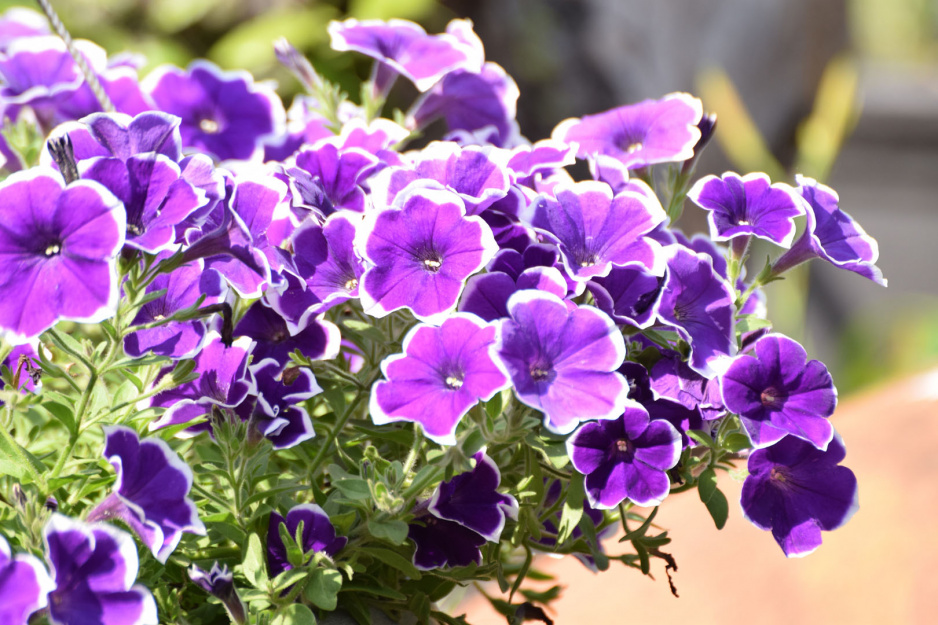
[358, 187, 497, 323]
[567, 406, 681, 509]
[0, 168, 125, 344]
[687, 172, 804, 247]
[44, 514, 158, 625]
[0, 533, 54, 625]
[553, 93, 703, 170]
[721, 333, 836, 450]
[495, 290, 631, 434]
[370, 314, 509, 445]
[266, 504, 346, 578]
[740, 433, 858, 557]
[87, 426, 205, 563]
[188, 562, 245, 625]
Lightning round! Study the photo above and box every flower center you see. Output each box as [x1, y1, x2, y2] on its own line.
[769, 466, 790, 485]
[422, 257, 442, 272]
[760, 387, 783, 408]
[529, 363, 552, 382]
[444, 375, 463, 390]
[153, 314, 165, 321]
[199, 118, 221, 134]
[344, 277, 358, 291]
[625, 141, 643, 153]
[44, 242, 61, 257]
[616, 438, 633, 453]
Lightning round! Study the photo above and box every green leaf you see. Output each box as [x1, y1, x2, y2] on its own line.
[341, 583, 407, 601]
[304, 568, 342, 611]
[408, 591, 432, 624]
[43, 402, 76, 435]
[484, 390, 504, 421]
[341, 318, 389, 344]
[271, 603, 317, 625]
[525, 433, 569, 469]
[722, 432, 751, 453]
[697, 468, 728, 529]
[687, 429, 715, 449]
[241, 533, 268, 588]
[0, 431, 45, 485]
[334, 478, 371, 501]
[557, 473, 584, 544]
[736, 314, 773, 335]
[367, 517, 408, 545]
[361, 546, 421, 579]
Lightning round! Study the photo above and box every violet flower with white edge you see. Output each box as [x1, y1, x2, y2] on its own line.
[524, 180, 666, 281]
[687, 171, 804, 247]
[234, 358, 320, 449]
[655, 245, 736, 378]
[771, 175, 886, 286]
[495, 290, 632, 434]
[44, 111, 183, 166]
[266, 504, 347, 578]
[741, 433, 858, 557]
[406, 514, 486, 571]
[358, 187, 498, 323]
[0, 533, 54, 625]
[587, 264, 665, 329]
[370, 314, 510, 445]
[44, 514, 158, 625]
[552, 93, 703, 170]
[286, 142, 379, 219]
[428, 450, 518, 541]
[0, 168, 124, 345]
[567, 405, 682, 509]
[188, 563, 245, 625]
[87, 426, 205, 563]
[328, 18, 482, 92]
[721, 333, 836, 450]
[0, 7, 49, 52]
[144, 60, 285, 162]
[233, 300, 341, 371]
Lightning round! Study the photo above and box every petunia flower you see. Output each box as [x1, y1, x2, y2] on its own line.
[567, 406, 681, 509]
[0, 533, 54, 625]
[552, 93, 703, 170]
[740, 433, 858, 557]
[655, 245, 736, 378]
[0, 168, 124, 345]
[44, 514, 158, 625]
[45, 111, 183, 165]
[144, 60, 285, 162]
[428, 450, 518, 540]
[771, 175, 886, 285]
[328, 18, 482, 92]
[234, 358, 320, 450]
[406, 514, 486, 570]
[286, 142, 378, 219]
[370, 315, 510, 445]
[188, 562, 245, 625]
[87, 426, 205, 563]
[721, 333, 836, 450]
[358, 187, 498, 323]
[233, 301, 341, 371]
[495, 290, 631, 434]
[687, 171, 804, 247]
[266, 504, 346, 578]
[523, 181, 666, 281]
[587, 264, 665, 329]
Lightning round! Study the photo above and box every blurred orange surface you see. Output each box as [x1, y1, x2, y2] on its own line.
[457, 369, 938, 624]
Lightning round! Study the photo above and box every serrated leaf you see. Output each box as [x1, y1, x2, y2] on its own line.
[367, 517, 408, 545]
[271, 603, 317, 625]
[304, 568, 342, 611]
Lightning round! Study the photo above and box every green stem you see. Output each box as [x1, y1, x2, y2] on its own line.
[307, 374, 380, 479]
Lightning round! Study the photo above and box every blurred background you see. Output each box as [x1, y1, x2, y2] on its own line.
[7, 0, 936, 621]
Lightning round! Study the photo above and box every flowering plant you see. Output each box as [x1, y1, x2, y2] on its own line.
[0, 5, 885, 625]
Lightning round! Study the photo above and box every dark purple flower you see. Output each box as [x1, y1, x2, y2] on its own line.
[587, 265, 664, 329]
[459, 265, 568, 322]
[87, 426, 205, 563]
[553, 93, 703, 170]
[428, 450, 518, 540]
[144, 60, 285, 161]
[771, 175, 886, 285]
[495, 290, 631, 434]
[688, 172, 804, 246]
[370, 315, 509, 445]
[721, 333, 836, 450]
[567, 406, 681, 509]
[0, 533, 54, 625]
[44, 514, 158, 625]
[741, 433, 858, 557]
[149, 333, 255, 431]
[0, 169, 124, 344]
[236, 358, 320, 449]
[358, 187, 497, 322]
[47, 111, 183, 164]
[407, 514, 486, 570]
[82, 153, 206, 253]
[524, 181, 665, 281]
[656, 245, 736, 378]
[407, 62, 520, 147]
[328, 18, 481, 92]
[266, 504, 346, 578]
[233, 301, 341, 370]
[188, 562, 245, 625]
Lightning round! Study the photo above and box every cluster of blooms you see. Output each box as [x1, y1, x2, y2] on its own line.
[0, 6, 884, 624]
